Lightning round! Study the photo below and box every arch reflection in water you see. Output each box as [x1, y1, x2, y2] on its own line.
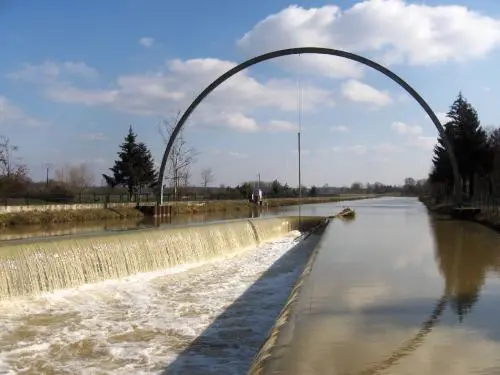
[252, 198, 500, 375]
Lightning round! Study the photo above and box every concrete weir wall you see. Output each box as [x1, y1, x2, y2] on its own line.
[0, 202, 137, 214]
[0, 216, 324, 299]
[247, 219, 330, 375]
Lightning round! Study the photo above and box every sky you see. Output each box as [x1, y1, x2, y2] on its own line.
[1, 0, 500, 188]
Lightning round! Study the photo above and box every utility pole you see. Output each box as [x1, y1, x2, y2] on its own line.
[298, 79, 303, 200]
[298, 76, 303, 223]
[43, 163, 53, 187]
[258, 173, 261, 189]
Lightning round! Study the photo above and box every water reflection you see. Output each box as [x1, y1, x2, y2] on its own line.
[261, 198, 500, 375]
[0, 208, 271, 243]
[431, 218, 499, 323]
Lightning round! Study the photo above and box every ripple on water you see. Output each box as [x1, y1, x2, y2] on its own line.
[0, 232, 306, 374]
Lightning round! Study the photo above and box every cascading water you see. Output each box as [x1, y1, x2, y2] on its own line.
[0, 217, 320, 299]
[0, 216, 327, 374]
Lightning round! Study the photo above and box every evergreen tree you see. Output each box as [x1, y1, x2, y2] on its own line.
[110, 126, 158, 200]
[430, 92, 491, 199]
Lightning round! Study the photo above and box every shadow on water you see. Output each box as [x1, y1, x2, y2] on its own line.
[162, 228, 324, 375]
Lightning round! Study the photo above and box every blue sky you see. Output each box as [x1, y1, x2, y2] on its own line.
[2, 0, 500, 187]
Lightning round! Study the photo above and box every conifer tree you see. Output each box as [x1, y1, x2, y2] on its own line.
[110, 126, 158, 200]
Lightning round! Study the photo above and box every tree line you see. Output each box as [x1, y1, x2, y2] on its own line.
[427, 92, 500, 203]
[0, 114, 426, 205]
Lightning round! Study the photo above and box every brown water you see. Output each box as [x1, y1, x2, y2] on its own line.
[257, 197, 500, 374]
[0, 209, 268, 242]
[2, 197, 500, 374]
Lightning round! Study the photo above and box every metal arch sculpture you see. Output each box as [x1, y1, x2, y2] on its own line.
[156, 47, 461, 204]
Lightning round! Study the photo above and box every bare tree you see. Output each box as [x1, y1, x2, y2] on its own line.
[159, 112, 198, 200]
[0, 136, 27, 178]
[201, 168, 214, 194]
[0, 136, 29, 200]
[54, 162, 95, 192]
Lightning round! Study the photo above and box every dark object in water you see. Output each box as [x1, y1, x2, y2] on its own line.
[329, 207, 356, 219]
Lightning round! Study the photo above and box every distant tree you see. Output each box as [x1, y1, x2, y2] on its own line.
[160, 113, 198, 200]
[237, 182, 252, 199]
[0, 136, 27, 179]
[102, 174, 118, 188]
[110, 126, 158, 200]
[0, 136, 29, 201]
[200, 168, 214, 192]
[309, 185, 318, 197]
[271, 179, 283, 197]
[350, 182, 363, 193]
[54, 163, 94, 193]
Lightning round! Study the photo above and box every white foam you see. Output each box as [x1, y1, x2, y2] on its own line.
[0, 231, 307, 374]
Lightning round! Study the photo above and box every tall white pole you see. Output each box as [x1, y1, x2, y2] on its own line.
[160, 182, 164, 205]
[298, 78, 303, 221]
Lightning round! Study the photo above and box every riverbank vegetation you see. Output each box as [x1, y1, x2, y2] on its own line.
[422, 92, 500, 230]
[0, 194, 377, 229]
[0, 207, 144, 228]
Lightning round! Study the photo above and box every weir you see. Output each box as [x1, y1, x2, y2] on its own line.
[0, 216, 325, 299]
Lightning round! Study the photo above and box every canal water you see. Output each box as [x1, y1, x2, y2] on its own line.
[264, 197, 500, 374]
[1, 197, 500, 374]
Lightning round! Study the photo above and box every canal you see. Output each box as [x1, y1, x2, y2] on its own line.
[262, 197, 500, 374]
[1, 197, 500, 374]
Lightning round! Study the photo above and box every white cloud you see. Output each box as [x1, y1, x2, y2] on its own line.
[12, 57, 333, 132]
[330, 125, 349, 132]
[139, 37, 155, 48]
[436, 111, 452, 124]
[0, 96, 44, 127]
[391, 121, 422, 135]
[80, 132, 107, 141]
[45, 85, 117, 106]
[267, 120, 298, 132]
[62, 62, 98, 78]
[237, 1, 500, 78]
[7, 61, 97, 83]
[215, 112, 260, 132]
[341, 79, 392, 106]
[392, 121, 436, 150]
[408, 135, 437, 150]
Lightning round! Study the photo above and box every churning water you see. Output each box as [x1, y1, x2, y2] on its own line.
[0, 231, 306, 374]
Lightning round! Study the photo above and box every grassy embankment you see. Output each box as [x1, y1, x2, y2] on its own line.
[418, 195, 500, 232]
[0, 194, 378, 229]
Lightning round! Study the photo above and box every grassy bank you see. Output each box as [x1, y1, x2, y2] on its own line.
[0, 194, 376, 229]
[0, 207, 144, 229]
[418, 195, 500, 232]
[170, 194, 378, 215]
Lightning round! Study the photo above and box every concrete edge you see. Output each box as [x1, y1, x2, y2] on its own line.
[0, 215, 323, 248]
[246, 219, 330, 375]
